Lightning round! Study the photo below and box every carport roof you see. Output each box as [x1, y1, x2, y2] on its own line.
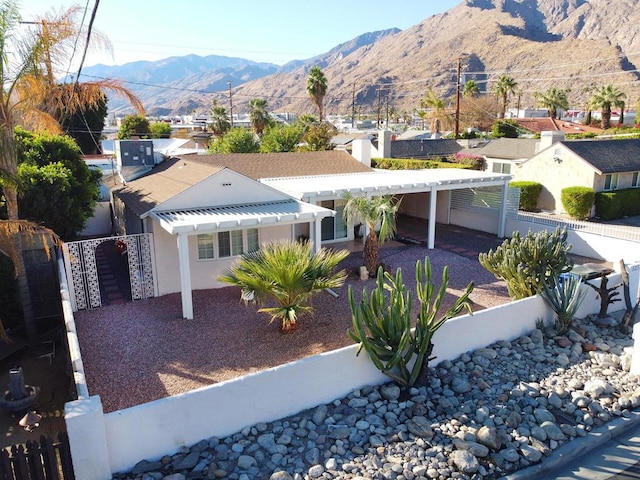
[261, 168, 511, 199]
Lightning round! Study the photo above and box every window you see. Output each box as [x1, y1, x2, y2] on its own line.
[633, 171, 640, 188]
[320, 199, 348, 241]
[604, 173, 619, 191]
[197, 228, 259, 260]
[491, 162, 511, 174]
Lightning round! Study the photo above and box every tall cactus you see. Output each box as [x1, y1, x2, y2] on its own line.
[478, 227, 573, 299]
[348, 257, 474, 388]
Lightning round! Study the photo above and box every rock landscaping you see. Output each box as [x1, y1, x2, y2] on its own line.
[114, 314, 639, 480]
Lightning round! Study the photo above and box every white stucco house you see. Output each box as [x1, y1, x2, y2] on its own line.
[106, 140, 512, 319]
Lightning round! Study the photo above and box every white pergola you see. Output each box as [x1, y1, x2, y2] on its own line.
[262, 168, 513, 249]
[148, 199, 334, 319]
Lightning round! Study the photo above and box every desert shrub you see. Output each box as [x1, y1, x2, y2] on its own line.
[478, 227, 573, 299]
[561, 186, 594, 220]
[509, 181, 542, 211]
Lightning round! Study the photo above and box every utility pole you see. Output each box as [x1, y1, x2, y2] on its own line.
[228, 81, 234, 128]
[455, 56, 462, 139]
[352, 82, 356, 129]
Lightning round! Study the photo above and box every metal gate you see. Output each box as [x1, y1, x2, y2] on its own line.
[62, 234, 156, 311]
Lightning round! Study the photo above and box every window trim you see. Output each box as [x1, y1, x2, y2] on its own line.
[632, 171, 640, 188]
[603, 173, 619, 191]
[196, 228, 259, 261]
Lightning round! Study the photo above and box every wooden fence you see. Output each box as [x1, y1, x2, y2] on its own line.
[0, 433, 74, 480]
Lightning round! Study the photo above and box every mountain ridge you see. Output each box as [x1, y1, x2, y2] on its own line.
[91, 0, 640, 117]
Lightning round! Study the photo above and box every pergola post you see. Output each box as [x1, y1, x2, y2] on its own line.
[177, 233, 193, 319]
[498, 179, 510, 238]
[312, 217, 322, 254]
[427, 188, 438, 249]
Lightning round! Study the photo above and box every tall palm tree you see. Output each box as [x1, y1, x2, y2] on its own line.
[535, 87, 570, 119]
[343, 193, 400, 276]
[219, 241, 348, 333]
[0, 1, 141, 348]
[248, 98, 270, 135]
[462, 80, 480, 98]
[420, 88, 452, 135]
[210, 105, 231, 136]
[306, 66, 328, 122]
[589, 84, 626, 129]
[492, 74, 518, 119]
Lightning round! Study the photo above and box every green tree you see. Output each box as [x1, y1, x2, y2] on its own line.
[149, 122, 171, 139]
[260, 123, 305, 153]
[491, 119, 519, 138]
[219, 240, 348, 333]
[14, 128, 101, 240]
[208, 127, 260, 153]
[210, 105, 231, 136]
[248, 98, 271, 135]
[492, 74, 518, 119]
[462, 80, 480, 98]
[298, 122, 337, 151]
[117, 114, 150, 139]
[535, 87, 570, 119]
[343, 193, 400, 275]
[59, 89, 107, 155]
[589, 84, 626, 129]
[306, 66, 328, 122]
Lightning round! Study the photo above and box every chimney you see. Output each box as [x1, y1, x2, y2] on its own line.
[538, 130, 566, 152]
[379, 129, 392, 159]
[351, 138, 371, 167]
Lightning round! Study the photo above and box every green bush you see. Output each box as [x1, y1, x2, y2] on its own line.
[490, 119, 519, 138]
[478, 227, 573, 299]
[509, 181, 542, 211]
[372, 158, 475, 170]
[595, 188, 640, 220]
[561, 186, 594, 220]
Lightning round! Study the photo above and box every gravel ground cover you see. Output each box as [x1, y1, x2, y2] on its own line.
[74, 245, 511, 412]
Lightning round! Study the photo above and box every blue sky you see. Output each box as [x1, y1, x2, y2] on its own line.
[20, 0, 461, 67]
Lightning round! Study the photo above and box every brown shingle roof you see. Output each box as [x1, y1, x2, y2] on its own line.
[112, 157, 223, 216]
[180, 150, 372, 180]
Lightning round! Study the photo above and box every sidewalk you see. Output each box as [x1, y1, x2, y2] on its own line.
[503, 411, 640, 480]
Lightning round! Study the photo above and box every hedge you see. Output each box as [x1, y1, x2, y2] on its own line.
[561, 186, 594, 220]
[372, 158, 475, 170]
[509, 181, 542, 211]
[595, 188, 640, 220]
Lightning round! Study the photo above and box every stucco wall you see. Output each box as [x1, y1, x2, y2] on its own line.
[153, 223, 292, 295]
[514, 146, 595, 212]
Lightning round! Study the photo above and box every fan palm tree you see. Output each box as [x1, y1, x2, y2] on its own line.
[462, 80, 480, 98]
[420, 88, 452, 135]
[343, 193, 400, 276]
[219, 241, 348, 333]
[0, 1, 142, 348]
[589, 84, 626, 129]
[248, 98, 270, 135]
[492, 74, 518, 119]
[210, 105, 231, 136]
[535, 87, 570, 119]
[306, 66, 328, 122]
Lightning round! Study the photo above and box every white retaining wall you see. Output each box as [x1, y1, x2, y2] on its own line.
[61, 263, 640, 480]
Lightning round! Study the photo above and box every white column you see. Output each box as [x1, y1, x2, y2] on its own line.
[427, 188, 438, 249]
[632, 322, 640, 375]
[65, 396, 111, 480]
[498, 179, 510, 238]
[313, 217, 322, 253]
[177, 234, 193, 319]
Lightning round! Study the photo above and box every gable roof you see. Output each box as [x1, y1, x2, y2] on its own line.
[111, 157, 223, 216]
[514, 117, 602, 135]
[180, 150, 372, 180]
[462, 138, 540, 160]
[561, 139, 640, 174]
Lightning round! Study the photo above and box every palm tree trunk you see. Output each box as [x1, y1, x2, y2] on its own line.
[364, 229, 379, 276]
[13, 235, 38, 349]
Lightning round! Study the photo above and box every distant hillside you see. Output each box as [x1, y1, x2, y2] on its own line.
[93, 0, 640, 117]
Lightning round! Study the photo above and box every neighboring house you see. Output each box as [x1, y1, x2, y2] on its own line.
[461, 137, 541, 174]
[513, 117, 602, 136]
[108, 143, 512, 319]
[371, 130, 462, 159]
[514, 138, 640, 212]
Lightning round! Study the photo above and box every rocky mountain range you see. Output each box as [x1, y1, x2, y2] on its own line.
[91, 0, 640, 118]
